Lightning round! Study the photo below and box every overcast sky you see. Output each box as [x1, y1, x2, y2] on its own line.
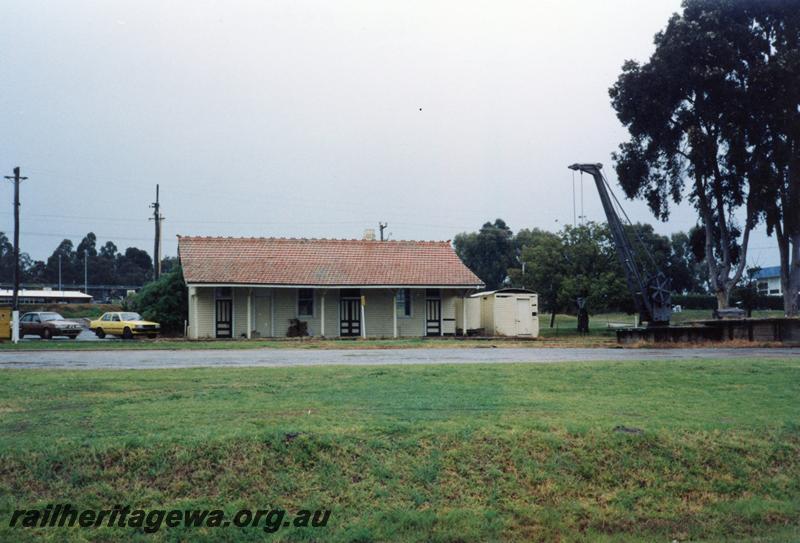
[0, 0, 779, 268]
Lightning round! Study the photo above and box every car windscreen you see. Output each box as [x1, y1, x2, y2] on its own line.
[40, 313, 65, 322]
[121, 312, 142, 321]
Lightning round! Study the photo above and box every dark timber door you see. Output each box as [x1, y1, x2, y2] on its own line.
[426, 299, 441, 336]
[340, 298, 361, 337]
[215, 299, 232, 338]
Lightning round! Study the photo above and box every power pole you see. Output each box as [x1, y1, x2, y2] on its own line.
[84, 252, 88, 294]
[4, 167, 26, 343]
[150, 184, 164, 280]
[378, 222, 388, 241]
[58, 254, 62, 291]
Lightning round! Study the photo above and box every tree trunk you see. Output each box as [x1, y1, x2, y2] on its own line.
[786, 232, 800, 316]
[783, 150, 800, 316]
[550, 308, 556, 329]
[715, 289, 729, 310]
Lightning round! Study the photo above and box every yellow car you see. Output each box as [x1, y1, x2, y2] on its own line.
[90, 312, 160, 339]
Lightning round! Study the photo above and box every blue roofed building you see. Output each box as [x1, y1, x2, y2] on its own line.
[754, 266, 782, 296]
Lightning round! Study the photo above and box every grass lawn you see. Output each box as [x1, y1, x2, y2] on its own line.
[1, 359, 798, 542]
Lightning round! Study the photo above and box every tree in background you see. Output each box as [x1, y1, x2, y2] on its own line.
[454, 219, 516, 290]
[610, 0, 757, 309]
[556, 223, 631, 316]
[508, 228, 565, 327]
[45, 239, 78, 285]
[115, 247, 153, 285]
[160, 256, 180, 274]
[92, 241, 120, 285]
[0, 233, 16, 283]
[128, 267, 187, 334]
[0, 233, 157, 288]
[668, 231, 707, 294]
[76, 233, 97, 259]
[742, 2, 800, 315]
[510, 222, 705, 322]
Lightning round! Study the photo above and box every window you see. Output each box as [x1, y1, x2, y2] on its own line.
[112, 314, 121, 322]
[298, 289, 314, 316]
[757, 282, 768, 293]
[769, 289, 780, 295]
[340, 288, 360, 299]
[102, 313, 112, 321]
[426, 288, 440, 298]
[396, 288, 411, 317]
[215, 287, 232, 299]
[20, 314, 32, 322]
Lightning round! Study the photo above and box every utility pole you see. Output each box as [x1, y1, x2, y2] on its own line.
[378, 222, 388, 241]
[4, 167, 27, 344]
[150, 184, 164, 280]
[58, 254, 62, 291]
[84, 252, 88, 294]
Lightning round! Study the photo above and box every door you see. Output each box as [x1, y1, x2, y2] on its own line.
[516, 298, 533, 335]
[215, 299, 233, 338]
[426, 299, 441, 336]
[109, 314, 123, 335]
[339, 298, 361, 337]
[254, 295, 271, 337]
[20, 313, 37, 337]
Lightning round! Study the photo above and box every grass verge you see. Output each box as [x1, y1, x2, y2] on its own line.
[1, 358, 798, 541]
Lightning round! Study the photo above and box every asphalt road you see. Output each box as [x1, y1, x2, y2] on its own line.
[0, 347, 797, 370]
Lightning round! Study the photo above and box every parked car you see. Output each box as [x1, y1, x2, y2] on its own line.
[89, 312, 160, 339]
[20, 312, 82, 339]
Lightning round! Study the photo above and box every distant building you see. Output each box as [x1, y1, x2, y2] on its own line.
[754, 266, 782, 296]
[0, 289, 92, 305]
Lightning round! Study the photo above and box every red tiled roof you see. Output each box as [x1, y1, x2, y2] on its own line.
[178, 236, 484, 287]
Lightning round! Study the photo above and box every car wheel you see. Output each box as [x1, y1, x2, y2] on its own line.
[122, 327, 133, 340]
[95, 328, 106, 339]
[41, 328, 52, 340]
[68, 335, 79, 340]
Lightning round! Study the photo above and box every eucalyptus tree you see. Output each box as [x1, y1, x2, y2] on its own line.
[453, 219, 516, 290]
[743, 1, 800, 315]
[610, 0, 758, 308]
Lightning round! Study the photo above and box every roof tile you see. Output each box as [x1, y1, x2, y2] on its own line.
[178, 236, 484, 287]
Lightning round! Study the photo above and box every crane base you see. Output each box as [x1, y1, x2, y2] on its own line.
[616, 318, 800, 345]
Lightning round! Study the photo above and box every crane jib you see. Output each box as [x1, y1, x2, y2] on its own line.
[567, 163, 672, 326]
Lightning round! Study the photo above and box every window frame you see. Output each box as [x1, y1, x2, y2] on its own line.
[395, 288, 412, 318]
[297, 288, 315, 317]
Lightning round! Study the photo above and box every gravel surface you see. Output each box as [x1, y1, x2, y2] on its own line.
[1, 347, 797, 370]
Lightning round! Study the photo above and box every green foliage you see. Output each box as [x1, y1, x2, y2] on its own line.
[453, 219, 516, 289]
[0, 231, 155, 287]
[508, 228, 564, 315]
[510, 222, 703, 316]
[128, 267, 188, 334]
[1, 360, 798, 541]
[611, 1, 800, 313]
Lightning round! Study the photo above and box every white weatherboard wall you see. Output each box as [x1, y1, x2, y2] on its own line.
[470, 291, 539, 338]
[455, 296, 481, 333]
[187, 287, 462, 338]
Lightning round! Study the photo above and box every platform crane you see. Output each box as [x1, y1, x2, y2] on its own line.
[568, 163, 672, 326]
